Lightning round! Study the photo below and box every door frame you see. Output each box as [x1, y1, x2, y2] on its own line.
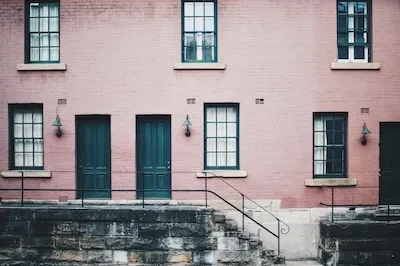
[135, 115, 172, 199]
[75, 115, 112, 199]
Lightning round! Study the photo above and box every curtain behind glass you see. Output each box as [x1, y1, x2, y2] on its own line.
[314, 117, 327, 175]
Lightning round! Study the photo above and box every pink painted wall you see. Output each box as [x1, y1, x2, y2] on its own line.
[1, 0, 400, 207]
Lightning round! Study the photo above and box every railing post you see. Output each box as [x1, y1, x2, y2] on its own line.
[205, 173, 208, 208]
[142, 171, 145, 208]
[242, 193, 245, 231]
[81, 169, 84, 207]
[331, 187, 334, 224]
[388, 204, 390, 223]
[21, 171, 24, 207]
[278, 220, 281, 256]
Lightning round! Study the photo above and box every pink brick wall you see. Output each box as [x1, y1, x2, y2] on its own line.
[1, 0, 400, 207]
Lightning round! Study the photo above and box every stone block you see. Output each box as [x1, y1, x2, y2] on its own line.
[216, 250, 259, 263]
[217, 237, 249, 251]
[113, 250, 128, 263]
[30, 222, 55, 235]
[105, 236, 154, 250]
[0, 235, 20, 248]
[21, 236, 54, 248]
[54, 222, 82, 235]
[2, 221, 29, 235]
[84, 222, 111, 236]
[193, 250, 215, 264]
[87, 250, 112, 263]
[55, 236, 80, 250]
[169, 223, 208, 237]
[110, 222, 137, 236]
[80, 236, 106, 250]
[137, 223, 169, 237]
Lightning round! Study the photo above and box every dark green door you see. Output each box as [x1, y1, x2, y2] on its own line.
[136, 116, 171, 199]
[380, 122, 400, 204]
[76, 116, 111, 199]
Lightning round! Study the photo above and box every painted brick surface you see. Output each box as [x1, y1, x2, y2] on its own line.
[1, 0, 400, 207]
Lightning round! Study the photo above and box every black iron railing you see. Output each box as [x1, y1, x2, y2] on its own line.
[0, 170, 289, 255]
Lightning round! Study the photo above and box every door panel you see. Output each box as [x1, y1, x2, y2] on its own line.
[137, 116, 171, 199]
[380, 122, 400, 204]
[76, 116, 111, 199]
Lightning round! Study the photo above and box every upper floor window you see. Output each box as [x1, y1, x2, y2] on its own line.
[337, 1, 371, 62]
[26, 0, 60, 63]
[182, 0, 217, 62]
[313, 113, 347, 178]
[204, 104, 239, 170]
[9, 104, 44, 170]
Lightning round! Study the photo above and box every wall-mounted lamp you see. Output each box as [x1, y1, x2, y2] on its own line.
[52, 114, 63, 138]
[183, 115, 192, 137]
[361, 122, 371, 145]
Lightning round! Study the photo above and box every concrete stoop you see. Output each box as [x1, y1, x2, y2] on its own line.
[0, 206, 285, 265]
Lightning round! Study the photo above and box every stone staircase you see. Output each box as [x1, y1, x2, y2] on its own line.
[0, 206, 284, 265]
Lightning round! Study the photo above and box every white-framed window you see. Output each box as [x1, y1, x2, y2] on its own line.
[337, 1, 370, 62]
[9, 104, 44, 170]
[204, 103, 239, 169]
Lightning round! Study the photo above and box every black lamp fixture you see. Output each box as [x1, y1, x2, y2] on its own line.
[361, 122, 371, 145]
[183, 115, 192, 137]
[52, 114, 63, 137]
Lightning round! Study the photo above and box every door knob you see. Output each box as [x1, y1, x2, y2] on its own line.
[167, 161, 171, 169]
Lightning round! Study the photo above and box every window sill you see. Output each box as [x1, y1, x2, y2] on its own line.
[305, 178, 357, 187]
[330, 62, 381, 70]
[17, 63, 67, 71]
[1, 170, 52, 178]
[173, 63, 226, 70]
[196, 170, 247, 178]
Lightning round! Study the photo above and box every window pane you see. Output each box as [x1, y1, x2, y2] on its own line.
[195, 17, 204, 31]
[24, 112, 32, 123]
[194, 2, 204, 16]
[356, 2, 366, 14]
[338, 2, 347, 14]
[30, 48, 40, 61]
[34, 139, 44, 152]
[50, 33, 59, 46]
[207, 138, 216, 152]
[49, 18, 59, 31]
[25, 153, 34, 167]
[33, 112, 42, 123]
[30, 4, 40, 17]
[14, 140, 24, 152]
[217, 123, 226, 137]
[24, 139, 34, 152]
[227, 138, 236, 152]
[338, 33, 348, 45]
[31, 34, 40, 47]
[15, 153, 24, 167]
[40, 5, 49, 17]
[14, 124, 23, 138]
[40, 47, 49, 61]
[34, 153, 44, 167]
[40, 18, 49, 31]
[334, 119, 343, 130]
[314, 160, 326, 175]
[50, 47, 59, 61]
[227, 153, 236, 167]
[204, 2, 214, 16]
[205, 17, 214, 31]
[207, 153, 216, 167]
[206, 107, 217, 122]
[23, 124, 33, 138]
[338, 46, 348, 59]
[217, 108, 226, 122]
[314, 132, 326, 146]
[354, 46, 365, 59]
[14, 112, 23, 123]
[207, 123, 216, 137]
[40, 33, 49, 46]
[355, 32, 365, 44]
[184, 2, 194, 16]
[227, 123, 236, 137]
[217, 153, 226, 167]
[49, 5, 58, 16]
[226, 107, 236, 122]
[217, 139, 226, 152]
[185, 17, 194, 32]
[33, 124, 42, 138]
[338, 16, 347, 32]
[30, 18, 39, 32]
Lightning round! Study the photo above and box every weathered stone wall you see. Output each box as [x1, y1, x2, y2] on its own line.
[319, 219, 400, 266]
[0, 206, 280, 265]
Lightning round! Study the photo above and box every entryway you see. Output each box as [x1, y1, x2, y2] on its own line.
[379, 122, 400, 204]
[76, 115, 111, 199]
[136, 115, 171, 199]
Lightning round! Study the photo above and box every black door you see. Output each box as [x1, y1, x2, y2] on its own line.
[76, 116, 111, 199]
[380, 122, 400, 204]
[136, 115, 171, 199]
